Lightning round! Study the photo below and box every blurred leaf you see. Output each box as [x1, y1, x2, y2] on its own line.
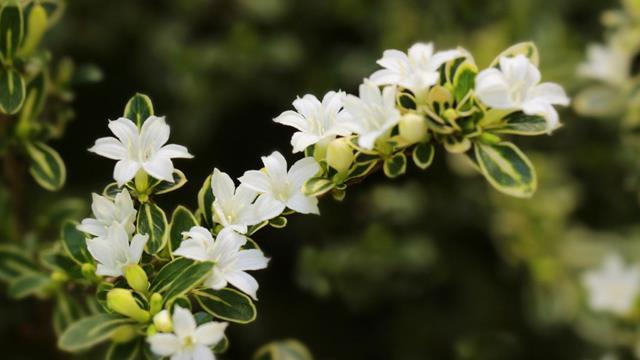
[26, 141, 66, 191]
[0, 1, 23, 61]
[61, 221, 92, 265]
[7, 273, 52, 299]
[58, 313, 134, 353]
[0, 244, 38, 282]
[0, 66, 25, 114]
[253, 339, 313, 360]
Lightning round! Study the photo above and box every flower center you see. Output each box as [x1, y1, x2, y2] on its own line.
[182, 335, 195, 349]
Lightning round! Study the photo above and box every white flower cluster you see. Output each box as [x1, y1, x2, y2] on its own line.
[582, 253, 640, 316]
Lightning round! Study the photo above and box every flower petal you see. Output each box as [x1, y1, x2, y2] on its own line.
[140, 116, 170, 150]
[288, 157, 320, 189]
[236, 249, 269, 271]
[128, 234, 148, 264]
[211, 169, 236, 203]
[238, 170, 271, 193]
[173, 239, 209, 261]
[143, 156, 175, 182]
[108, 118, 139, 145]
[89, 137, 127, 160]
[286, 192, 319, 215]
[225, 271, 260, 300]
[194, 322, 228, 346]
[114, 159, 140, 186]
[148, 333, 181, 357]
[158, 144, 193, 159]
[172, 306, 196, 339]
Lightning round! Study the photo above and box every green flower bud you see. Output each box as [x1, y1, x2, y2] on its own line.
[146, 324, 158, 337]
[326, 138, 354, 173]
[50, 271, 68, 283]
[442, 109, 458, 123]
[125, 264, 149, 294]
[107, 288, 150, 323]
[149, 292, 163, 315]
[110, 324, 138, 343]
[399, 113, 428, 144]
[153, 310, 173, 333]
[479, 132, 502, 145]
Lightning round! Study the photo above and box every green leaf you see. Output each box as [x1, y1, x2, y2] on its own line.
[412, 143, 434, 170]
[151, 169, 187, 195]
[123, 93, 154, 127]
[214, 335, 229, 354]
[53, 292, 84, 336]
[194, 288, 257, 324]
[0, 1, 23, 61]
[474, 141, 537, 198]
[137, 202, 169, 255]
[491, 112, 549, 135]
[7, 273, 52, 299]
[169, 205, 198, 254]
[269, 216, 287, 229]
[26, 141, 66, 191]
[150, 258, 214, 306]
[40, 247, 83, 280]
[61, 221, 92, 265]
[106, 339, 142, 360]
[0, 244, 38, 282]
[18, 3, 47, 58]
[346, 160, 378, 181]
[453, 62, 477, 103]
[58, 313, 135, 353]
[302, 177, 334, 197]
[253, 339, 313, 360]
[443, 136, 471, 154]
[490, 42, 539, 67]
[0, 66, 25, 114]
[383, 153, 407, 178]
[197, 175, 215, 227]
[103, 182, 123, 199]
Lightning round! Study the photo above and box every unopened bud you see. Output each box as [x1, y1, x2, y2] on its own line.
[153, 310, 173, 333]
[51, 271, 68, 283]
[399, 113, 428, 144]
[443, 109, 458, 123]
[107, 288, 150, 323]
[110, 324, 138, 343]
[125, 264, 149, 294]
[479, 132, 501, 145]
[149, 293, 163, 315]
[326, 138, 354, 173]
[146, 324, 158, 337]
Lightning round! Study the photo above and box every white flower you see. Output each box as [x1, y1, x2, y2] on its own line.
[475, 54, 570, 131]
[89, 116, 193, 186]
[273, 91, 353, 153]
[173, 227, 269, 300]
[211, 168, 281, 233]
[238, 151, 320, 215]
[581, 253, 640, 316]
[86, 223, 148, 277]
[342, 80, 401, 150]
[148, 306, 227, 360]
[370, 42, 462, 95]
[77, 190, 136, 238]
[577, 43, 630, 86]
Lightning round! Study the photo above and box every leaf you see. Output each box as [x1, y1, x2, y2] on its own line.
[474, 141, 537, 198]
[302, 177, 334, 197]
[61, 221, 92, 265]
[574, 85, 624, 117]
[0, 66, 25, 114]
[149, 258, 214, 306]
[151, 169, 187, 195]
[40, 247, 83, 280]
[453, 62, 477, 103]
[194, 288, 257, 324]
[490, 42, 539, 67]
[123, 93, 154, 127]
[7, 273, 51, 299]
[26, 141, 66, 191]
[383, 153, 406, 178]
[53, 292, 84, 336]
[491, 112, 549, 135]
[102, 182, 122, 199]
[253, 339, 313, 360]
[58, 313, 135, 353]
[137, 202, 169, 255]
[346, 160, 378, 181]
[197, 175, 215, 227]
[0, 244, 38, 282]
[18, 3, 47, 57]
[412, 143, 434, 170]
[269, 216, 287, 229]
[214, 335, 229, 354]
[106, 339, 142, 360]
[169, 205, 198, 254]
[0, 1, 23, 61]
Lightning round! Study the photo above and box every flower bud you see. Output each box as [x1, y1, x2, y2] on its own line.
[149, 292, 163, 315]
[326, 138, 354, 173]
[107, 288, 150, 323]
[399, 113, 427, 144]
[153, 309, 173, 333]
[110, 324, 138, 343]
[146, 324, 158, 337]
[443, 109, 458, 123]
[125, 264, 149, 294]
[50, 271, 68, 283]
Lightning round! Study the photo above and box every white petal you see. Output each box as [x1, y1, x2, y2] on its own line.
[249, 194, 286, 223]
[234, 185, 258, 205]
[173, 239, 209, 261]
[225, 271, 260, 300]
[95, 264, 122, 277]
[204, 267, 228, 289]
[192, 344, 216, 360]
[273, 110, 308, 131]
[148, 333, 181, 357]
[91, 193, 115, 222]
[86, 238, 115, 268]
[211, 169, 236, 203]
[158, 144, 193, 159]
[172, 306, 196, 339]
[429, 49, 463, 70]
[77, 218, 107, 237]
[238, 170, 271, 193]
[236, 249, 269, 271]
[262, 151, 288, 182]
[286, 192, 319, 215]
[358, 130, 383, 150]
[128, 234, 148, 264]
[475, 68, 513, 109]
[143, 156, 175, 182]
[369, 69, 402, 86]
[194, 322, 228, 346]
[291, 132, 321, 153]
[140, 116, 170, 149]
[527, 82, 570, 106]
[114, 159, 140, 186]
[88, 137, 126, 160]
[288, 157, 320, 189]
[108, 118, 139, 145]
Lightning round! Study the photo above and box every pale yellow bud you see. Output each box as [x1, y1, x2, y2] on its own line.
[149, 292, 163, 315]
[107, 288, 150, 323]
[326, 138, 354, 173]
[153, 310, 173, 333]
[399, 113, 427, 144]
[125, 264, 149, 294]
[110, 324, 138, 343]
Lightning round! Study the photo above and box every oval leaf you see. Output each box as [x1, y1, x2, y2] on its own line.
[7, 273, 51, 299]
[302, 177, 334, 197]
[150, 258, 214, 306]
[194, 288, 257, 324]
[253, 339, 313, 360]
[383, 153, 407, 178]
[169, 205, 198, 254]
[137, 202, 169, 255]
[412, 143, 434, 170]
[490, 42, 540, 67]
[0, 1, 23, 61]
[474, 141, 537, 198]
[0, 244, 38, 282]
[58, 314, 135, 353]
[197, 175, 215, 227]
[0, 66, 25, 114]
[491, 112, 549, 135]
[26, 141, 66, 191]
[123, 93, 154, 127]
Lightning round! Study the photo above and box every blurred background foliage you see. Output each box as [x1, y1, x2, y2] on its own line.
[1, 0, 636, 358]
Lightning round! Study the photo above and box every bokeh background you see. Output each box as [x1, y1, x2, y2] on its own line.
[1, 0, 636, 358]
